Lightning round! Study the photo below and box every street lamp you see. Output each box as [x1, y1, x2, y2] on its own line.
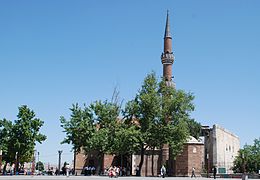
[58, 150, 63, 175]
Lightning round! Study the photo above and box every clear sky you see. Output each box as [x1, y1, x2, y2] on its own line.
[0, 0, 259, 165]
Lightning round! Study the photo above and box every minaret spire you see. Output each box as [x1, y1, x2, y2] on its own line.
[161, 11, 175, 87]
[164, 10, 171, 38]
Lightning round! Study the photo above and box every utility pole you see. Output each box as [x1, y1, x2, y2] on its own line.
[58, 150, 63, 175]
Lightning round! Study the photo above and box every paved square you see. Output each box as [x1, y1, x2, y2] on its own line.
[0, 176, 241, 180]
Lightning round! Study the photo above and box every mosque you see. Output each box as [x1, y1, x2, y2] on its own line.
[75, 12, 240, 177]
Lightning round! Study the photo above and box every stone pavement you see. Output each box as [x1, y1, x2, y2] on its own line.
[0, 176, 242, 180]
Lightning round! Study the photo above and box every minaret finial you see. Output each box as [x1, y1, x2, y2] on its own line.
[164, 10, 171, 38]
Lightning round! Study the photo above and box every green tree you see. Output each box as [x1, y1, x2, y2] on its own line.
[232, 138, 260, 173]
[36, 161, 44, 171]
[123, 72, 162, 175]
[61, 98, 122, 174]
[159, 81, 194, 157]
[60, 103, 95, 153]
[0, 105, 46, 172]
[85, 100, 120, 172]
[185, 119, 201, 139]
[123, 73, 196, 175]
[0, 118, 12, 155]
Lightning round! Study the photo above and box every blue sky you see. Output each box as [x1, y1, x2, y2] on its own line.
[0, 0, 260, 165]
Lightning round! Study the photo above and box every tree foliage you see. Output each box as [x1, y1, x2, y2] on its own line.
[60, 103, 95, 153]
[232, 138, 260, 173]
[36, 161, 44, 171]
[0, 118, 12, 153]
[0, 105, 46, 166]
[123, 72, 197, 174]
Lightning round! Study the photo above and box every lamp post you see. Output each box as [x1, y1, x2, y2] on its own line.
[58, 150, 63, 175]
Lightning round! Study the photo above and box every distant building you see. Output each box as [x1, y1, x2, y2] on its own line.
[202, 124, 240, 174]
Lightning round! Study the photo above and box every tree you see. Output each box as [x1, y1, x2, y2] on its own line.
[36, 161, 44, 171]
[123, 72, 196, 175]
[61, 100, 122, 174]
[123, 72, 163, 175]
[60, 103, 96, 174]
[232, 138, 260, 173]
[159, 81, 194, 157]
[185, 119, 201, 139]
[0, 105, 46, 173]
[60, 103, 95, 153]
[85, 100, 121, 172]
[0, 118, 12, 155]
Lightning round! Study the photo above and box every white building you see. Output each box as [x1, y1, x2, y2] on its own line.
[203, 124, 240, 174]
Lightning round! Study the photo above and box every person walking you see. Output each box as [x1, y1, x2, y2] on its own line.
[191, 167, 196, 178]
[135, 166, 140, 176]
[161, 165, 166, 178]
[213, 166, 217, 179]
[65, 163, 70, 177]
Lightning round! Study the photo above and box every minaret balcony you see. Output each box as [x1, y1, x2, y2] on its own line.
[161, 52, 174, 64]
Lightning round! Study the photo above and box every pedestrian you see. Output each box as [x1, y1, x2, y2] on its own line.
[55, 168, 59, 176]
[91, 166, 96, 175]
[161, 165, 166, 178]
[191, 167, 196, 178]
[65, 163, 70, 177]
[213, 166, 217, 179]
[135, 166, 139, 176]
[115, 166, 120, 177]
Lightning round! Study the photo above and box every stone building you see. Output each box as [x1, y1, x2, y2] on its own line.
[202, 124, 240, 174]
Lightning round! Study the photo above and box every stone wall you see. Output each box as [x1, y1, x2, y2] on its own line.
[132, 149, 160, 176]
[213, 124, 240, 174]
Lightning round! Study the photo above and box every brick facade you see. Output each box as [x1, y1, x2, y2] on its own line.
[174, 139, 204, 177]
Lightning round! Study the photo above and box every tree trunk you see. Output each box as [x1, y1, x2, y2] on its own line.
[151, 147, 155, 176]
[3, 163, 7, 175]
[138, 145, 145, 176]
[97, 153, 103, 175]
[120, 154, 123, 176]
[168, 147, 173, 176]
[73, 149, 76, 175]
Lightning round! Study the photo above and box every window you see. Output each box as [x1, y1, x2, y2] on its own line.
[193, 147, 197, 153]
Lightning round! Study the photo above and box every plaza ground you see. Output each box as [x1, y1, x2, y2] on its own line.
[0, 176, 243, 180]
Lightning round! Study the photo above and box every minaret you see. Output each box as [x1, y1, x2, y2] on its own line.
[160, 11, 175, 176]
[161, 10, 175, 87]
